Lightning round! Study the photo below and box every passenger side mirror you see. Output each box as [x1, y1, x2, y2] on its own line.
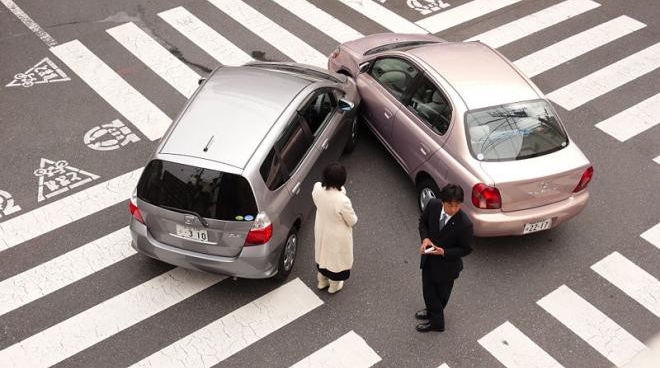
[338, 98, 354, 112]
[198, 78, 206, 85]
[358, 62, 370, 74]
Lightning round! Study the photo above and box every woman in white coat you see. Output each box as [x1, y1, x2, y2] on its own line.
[312, 162, 358, 294]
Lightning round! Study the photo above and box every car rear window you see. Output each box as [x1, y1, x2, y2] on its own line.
[137, 159, 258, 221]
[465, 100, 568, 162]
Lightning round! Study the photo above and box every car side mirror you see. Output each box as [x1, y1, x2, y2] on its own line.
[338, 98, 354, 112]
[198, 78, 206, 85]
[358, 62, 370, 74]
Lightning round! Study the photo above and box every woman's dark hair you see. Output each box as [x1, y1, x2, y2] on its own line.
[321, 162, 346, 190]
[440, 184, 464, 203]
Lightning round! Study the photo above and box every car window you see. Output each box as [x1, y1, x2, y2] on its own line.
[302, 91, 337, 137]
[405, 78, 452, 135]
[465, 100, 569, 161]
[137, 159, 258, 220]
[369, 57, 419, 100]
[260, 115, 313, 190]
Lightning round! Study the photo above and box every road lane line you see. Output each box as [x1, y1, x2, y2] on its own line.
[594, 93, 660, 142]
[335, 0, 427, 34]
[129, 278, 323, 368]
[546, 42, 660, 111]
[591, 252, 660, 318]
[1, 0, 57, 46]
[537, 285, 647, 367]
[208, 0, 327, 68]
[0, 268, 224, 368]
[654, 155, 660, 165]
[467, 0, 600, 49]
[640, 223, 660, 250]
[107, 22, 201, 98]
[288, 331, 381, 368]
[478, 321, 564, 368]
[158, 6, 253, 66]
[0, 228, 135, 317]
[0, 168, 140, 252]
[437, 364, 451, 368]
[50, 40, 172, 140]
[416, 0, 523, 34]
[273, 0, 363, 43]
[515, 15, 645, 78]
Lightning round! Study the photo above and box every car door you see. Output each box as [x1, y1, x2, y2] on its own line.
[358, 57, 420, 146]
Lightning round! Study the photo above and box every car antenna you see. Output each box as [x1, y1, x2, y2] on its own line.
[203, 135, 214, 152]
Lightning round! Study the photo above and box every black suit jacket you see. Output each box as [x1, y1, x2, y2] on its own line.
[418, 198, 474, 281]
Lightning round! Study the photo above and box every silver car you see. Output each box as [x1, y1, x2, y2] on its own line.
[129, 62, 360, 279]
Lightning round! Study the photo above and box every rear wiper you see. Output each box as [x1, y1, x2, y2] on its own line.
[161, 205, 209, 227]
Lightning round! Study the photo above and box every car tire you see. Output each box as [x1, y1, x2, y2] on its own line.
[274, 228, 298, 280]
[342, 114, 359, 154]
[417, 178, 440, 213]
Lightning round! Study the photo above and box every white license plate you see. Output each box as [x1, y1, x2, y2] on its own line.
[523, 218, 552, 234]
[175, 224, 209, 242]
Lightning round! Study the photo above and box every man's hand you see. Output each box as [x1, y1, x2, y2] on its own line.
[419, 239, 444, 255]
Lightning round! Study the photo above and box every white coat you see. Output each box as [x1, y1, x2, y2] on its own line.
[312, 182, 358, 273]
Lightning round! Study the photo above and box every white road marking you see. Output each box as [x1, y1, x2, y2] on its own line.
[594, 93, 660, 142]
[537, 285, 647, 367]
[288, 330, 381, 368]
[1, 0, 57, 46]
[107, 22, 201, 98]
[591, 252, 660, 318]
[336, 0, 427, 34]
[208, 0, 327, 68]
[654, 155, 660, 165]
[273, 0, 363, 43]
[546, 42, 660, 111]
[416, 0, 523, 34]
[467, 0, 600, 49]
[515, 15, 645, 78]
[437, 364, 451, 368]
[0, 268, 224, 368]
[158, 6, 253, 66]
[0, 168, 141, 251]
[130, 278, 323, 368]
[478, 321, 564, 368]
[50, 40, 172, 140]
[0, 228, 135, 317]
[640, 223, 660, 250]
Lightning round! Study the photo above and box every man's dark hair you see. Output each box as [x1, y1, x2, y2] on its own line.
[321, 162, 347, 190]
[440, 184, 464, 203]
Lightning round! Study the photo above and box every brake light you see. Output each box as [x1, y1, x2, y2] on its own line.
[245, 212, 273, 245]
[573, 166, 594, 192]
[129, 198, 145, 224]
[472, 183, 502, 209]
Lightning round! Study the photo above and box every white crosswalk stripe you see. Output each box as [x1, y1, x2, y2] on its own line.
[336, 0, 427, 34]
[50, 40, 172, 141]
[478, 321, 564, 368]
[537, 285, 648, 367]
[107, 22, 201, 98]
[640, 223, 660, 250]
[288, 330, 381, 368]
[595, 93, 660, 142]
[273, 0, 363, 43]
[591, 251, 660, 318]
[466, 0, 600, 49]
[130, 278, 322, 368]
[416, 0, 523, 34]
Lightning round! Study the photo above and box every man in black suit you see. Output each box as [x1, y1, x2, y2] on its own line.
[416, 184, 473, 332]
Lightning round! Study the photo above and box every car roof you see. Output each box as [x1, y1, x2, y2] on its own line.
[408, 42, 540, 109]
[160, 65, 313, 170]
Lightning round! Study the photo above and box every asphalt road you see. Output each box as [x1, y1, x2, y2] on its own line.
[0, 0, 658, 367]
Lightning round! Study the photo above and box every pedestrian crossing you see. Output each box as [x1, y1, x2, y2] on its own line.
[1, 0, 659, 367]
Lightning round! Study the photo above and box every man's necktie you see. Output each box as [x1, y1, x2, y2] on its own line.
[439, 213, 447, 230]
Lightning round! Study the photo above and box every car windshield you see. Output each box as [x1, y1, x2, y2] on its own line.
[137, 160, 258, 221]
[465, 100, 568, 161]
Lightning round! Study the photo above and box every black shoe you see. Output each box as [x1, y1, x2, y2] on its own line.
[415, 309, 428, 320]
[416, 322, 444, 333]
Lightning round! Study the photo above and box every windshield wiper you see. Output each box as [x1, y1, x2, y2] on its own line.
[161, 205, 209, 227]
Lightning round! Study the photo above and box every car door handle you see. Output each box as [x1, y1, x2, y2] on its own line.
[420, 143, 430, 156]
[321, 138, 329, 150]
[384, 109, 393, 119]
[292, 182, 301, 195]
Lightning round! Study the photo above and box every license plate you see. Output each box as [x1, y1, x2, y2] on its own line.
[175, 224, 208, 242]
[523, 218, 552, 234]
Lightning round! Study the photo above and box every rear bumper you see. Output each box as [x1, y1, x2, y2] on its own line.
[469, 190, 589, 237]
[129, 219, 280, 278]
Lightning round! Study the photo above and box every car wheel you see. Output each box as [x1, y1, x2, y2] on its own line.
[417, 178, 440, 213]
[343, 114, 359, 154]
[275, 228, 298, 280]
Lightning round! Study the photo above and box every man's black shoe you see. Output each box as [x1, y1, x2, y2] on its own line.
[415, 309, 428, 320]
[416, 322, 444, 332]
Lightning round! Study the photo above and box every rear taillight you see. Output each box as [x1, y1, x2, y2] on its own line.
[129, 188, 145, 224]
[472, 183, 502, 209]
[245, 212, 273, 246]
[573, 166, 594, 193]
